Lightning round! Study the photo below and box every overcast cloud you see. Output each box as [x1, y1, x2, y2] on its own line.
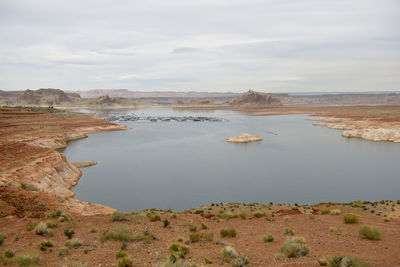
[0, 0, 399, 92]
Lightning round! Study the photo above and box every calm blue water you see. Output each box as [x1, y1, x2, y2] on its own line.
[63, 108, 400, 211]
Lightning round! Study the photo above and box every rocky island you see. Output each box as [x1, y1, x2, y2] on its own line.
[226, 133, 264, 143]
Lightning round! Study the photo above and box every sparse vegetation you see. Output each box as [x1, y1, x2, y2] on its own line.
[189, 225, 197, 232]
[14, 254, 40, 267]
[359, 225, 381, 240]
[67, 263, 89, 267]
[330, 255, 369, 267]
[116, 250, 128, 259]
[0, 235, 5, 246]
[220, 229, 237, 238]
[280, 238, 310, 258]
[253, 211, 266, 218]
[58, 247, 69, 256]
[147, 213, 161, 222]
[101, 225, 133, 243]
[46, 221, 58, 228]
[201, 223, 208, 229]
[163, 219, 170, 227]
[239, 211, 247, 219]
[343, 213, 359, 224]
[317, 258, 328, 266]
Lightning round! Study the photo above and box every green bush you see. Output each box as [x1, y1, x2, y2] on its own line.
[64, 229, 75, 239]
[169, 243, 189, 256]
[189, 233, 213, 243]
[317, 258, 327, 266]
[118, 257, 133, 267]
[320, 209, 330, 215]
[58, 247, 69, 256]
[3, 249, 14, 258]
[359, 225, 381, 240]
[201, 223, 208, 230]
[189, 225, 197, 232]
[46, 221, 58, 228]
[147, 213, 161, 222]
[163, 219, 170, 228]
[220, 211, 237, 219]
[343, 214, 359, 224]
[280, 238, 310, 258]
[39, 240, 53, 251]
[263, 234, 274, 242]
[330, 255, 369, 267]
[220, 229, 237, 238]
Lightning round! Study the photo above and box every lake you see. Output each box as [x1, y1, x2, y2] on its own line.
[63, 108, 400, 211]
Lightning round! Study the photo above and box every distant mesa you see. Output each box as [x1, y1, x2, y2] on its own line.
[232, 90, 282, 106]
[15, 88, 81, 106]
[226, 133, 264, 143]
[87, 95, 136, 107]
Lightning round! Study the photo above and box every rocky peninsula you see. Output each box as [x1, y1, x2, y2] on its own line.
[226, 133, 264, 143]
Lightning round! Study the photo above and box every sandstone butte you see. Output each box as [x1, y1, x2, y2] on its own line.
[0, 107, 130, 216]
[226, 133, 264, 143]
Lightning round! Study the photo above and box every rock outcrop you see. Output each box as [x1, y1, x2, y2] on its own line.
[87, 95, 136, 107]
[232, 90, 282, 106]
[226, 133, 264, 143]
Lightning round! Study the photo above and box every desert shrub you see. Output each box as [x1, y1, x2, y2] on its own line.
[169, 243, 189, 256]
[65, 238, 82, 249]
[189, 225, 197, 232]
[253, 211, 266, 218]
[116, 250, 128, 259]
[0, 235, 5, 246]
[20, 183, 38, 191]
[220, 229, 237, 238]
[317, 258, 327, 266]
[101, 225, 133, 243]
[46, 209, 72, 221]
[201, 223, 208, 230]
[239, 211, 248, 219]
[58, 247, 69, 256]
[284, 228, 295, 235]
[14, 254, 40, 267]
[232, 256, 249, 267]
[171, 213, 177, 219]
[343, 214, 359, 224]
[118, 257, 133, 267]
[34, 222, 52, 236]
[46, 221, 58, 228]
[359, 225, 381, 240]
[163, 219, 170, 228]
[263, 234, 274, 243]
[280, 238, 310, 258]
[64, 229, 75, 239]
[90, 228, 98, 233]
[147, 213, 161, 222]
[133, 231, 157, 244]
[320, 209, 330, 215]
[189, 232, 213, 243]
[330, 255, 369, 267]
[221, 246, 238, 262]
[177, 236, 184, 242]
[67, 263, 88, 267]
[330, 209, 341, 215]
[111, 211, 128, 222]
[39, 240, 53, 251]
[220, 211, 237, 219]
[3, 249, 14, 258]
[204, 257, 213, 264]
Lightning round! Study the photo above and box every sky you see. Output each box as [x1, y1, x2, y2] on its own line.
[0, 0, 399, 92]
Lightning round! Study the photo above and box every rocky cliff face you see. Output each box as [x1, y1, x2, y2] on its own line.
[232, 90, 282, 106]
[15, 88, 82, 106]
